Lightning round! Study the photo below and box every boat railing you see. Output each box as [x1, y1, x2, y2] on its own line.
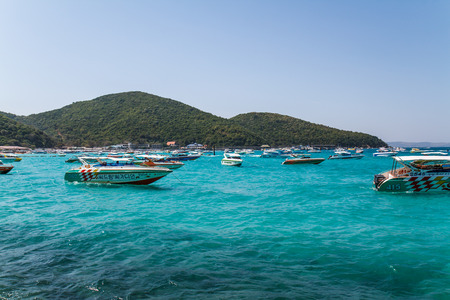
[391, 167, 411, 178]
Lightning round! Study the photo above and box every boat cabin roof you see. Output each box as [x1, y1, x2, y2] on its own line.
[394, 155, 450, 171]
[394, 156, 450, 162]
[224, 153, 241, 158]
[335, 151, 351, 155]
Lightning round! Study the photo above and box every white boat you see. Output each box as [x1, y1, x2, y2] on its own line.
[221, 153, 243, 166]
[260, 149, 291, 158]
[410, 148, 425, 153]
[234, 149, 246, 155]
[307, 149, 321, 153]
[168, 150, 201, 161]
[306, 146, 321, 153]
[373, 148, 397, 157]
[328, 151, 364, 160]
[243, 149, 255, 155]
[374, 156, 450, 192]
[421, 151, 448, 156]
[64, 157, 172, 185]
[136, 155, 184, 170]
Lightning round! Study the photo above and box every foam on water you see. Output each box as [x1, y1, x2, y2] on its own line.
[1, 151, 450, 298]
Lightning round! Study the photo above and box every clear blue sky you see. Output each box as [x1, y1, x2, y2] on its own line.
[1, 0, 449, 143]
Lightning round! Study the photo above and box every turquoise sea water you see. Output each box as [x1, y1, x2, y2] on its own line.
[1, 151, 450, 299]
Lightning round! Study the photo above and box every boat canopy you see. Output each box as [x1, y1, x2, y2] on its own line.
[224, 153, 242, 159]
[394, 156, 450, 162]
[393, 156, 450, 171]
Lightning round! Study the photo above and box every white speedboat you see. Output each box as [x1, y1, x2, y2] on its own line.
[167, 151, 201, 161]
[260, 149, 291, 158]
[328, 151, 364, 160]
[221, 153, 243, 166]
[64, 157, 172, 185]
[137, 157, 184, 170]
[374, 156, 450, 192]
[373, 148, 397, 157]
[421, 151, 448, 156]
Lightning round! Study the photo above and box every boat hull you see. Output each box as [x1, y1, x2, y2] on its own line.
[0, 157, 22, 162]
[375, 174, 450, 192]
[0, 165, 14, 174]
[64, 167, 171, 185]
[328, 155, 364, 160]
[282, 158, 325, 165]
[221, 159, 242, 166]
[373, 152, 397, 157]
[167, 155, 200, 161]
[136, 160, 184, 170]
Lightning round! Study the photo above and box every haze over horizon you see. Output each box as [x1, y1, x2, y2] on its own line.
[1, 1, 449, 143]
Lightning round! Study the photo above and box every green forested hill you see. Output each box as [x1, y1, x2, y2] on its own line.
[0, 113, 56, 148]
[12, 92, 263, 147]
[4, 91, 387, 147]
[231, 112, 387, 147]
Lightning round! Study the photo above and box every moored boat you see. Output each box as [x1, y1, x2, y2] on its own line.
[421, 151, 448, 156]
[65, 156, 81, 163]
[64, 157, 172, 185]
[221, 153, 243, 166]
[410, 148, 425, 153]
[0, 160, 14, 174]
[374, 156, 450, 192]
[328, 151, 364, 160]
[137, 157, 184, 170]
[167, 151, 201, 161]
[373, 147, 397, 157]
[282, 154, 325, 165]
[0, 153, 22, 162]
[260, 149, 291, 158]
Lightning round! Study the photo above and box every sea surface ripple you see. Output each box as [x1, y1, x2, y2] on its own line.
[1, 151, 450, 299]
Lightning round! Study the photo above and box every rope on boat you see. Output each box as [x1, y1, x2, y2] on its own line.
[171, 172, 184, 184]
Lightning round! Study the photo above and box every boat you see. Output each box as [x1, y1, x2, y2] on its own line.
[64, 157, 172, 185]
[0, 160, 14, 174]
[31, 149, 47, 154]
[308, 149, 321, 153]
[328, 151, 364, 160]
[242, 149, 255, 155]
[167, 151, 201, 161]
[373, 147, 397, 157]
[374, 156, 450, 192]
[65, 156, 106, 164]
[260, 149, 291, 158]
[394, 147, 406, 152]
[421, 151, 448, 156]
[0, 153, 22, 162]
[282, 154, 325, 165]
[410, 148, 425, 153]
[306, 146, 321, 153]
[65, 156, 82, 163]
[139, 159, 184, 170]
[135, 155, 185, 170]
[221, 153, 243, 166]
